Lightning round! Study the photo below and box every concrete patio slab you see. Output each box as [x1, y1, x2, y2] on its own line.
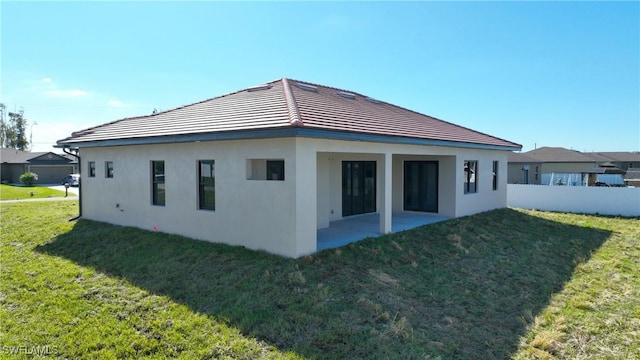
[317, 212, 449, 251]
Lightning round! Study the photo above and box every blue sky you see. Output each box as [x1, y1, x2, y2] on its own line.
[2, 1, 638, 153]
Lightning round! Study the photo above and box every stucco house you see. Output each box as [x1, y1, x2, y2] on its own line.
[508, 147, 640, 186]
[56, 78, 521, 258]
[507, 152, 542, 185]
[1, 148, 77, 184]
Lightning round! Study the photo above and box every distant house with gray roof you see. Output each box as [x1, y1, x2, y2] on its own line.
[56, 78, 521, 257]
[1, 148, 77, 184]
[623, 169, 640, 187]
[508, 146, 640, 186]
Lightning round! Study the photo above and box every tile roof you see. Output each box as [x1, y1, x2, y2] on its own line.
[57, 78, 521, 150]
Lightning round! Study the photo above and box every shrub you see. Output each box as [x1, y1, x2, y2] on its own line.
[19, 171, 38, 186]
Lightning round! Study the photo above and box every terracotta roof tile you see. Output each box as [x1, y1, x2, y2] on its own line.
[58, 78, 521, 149]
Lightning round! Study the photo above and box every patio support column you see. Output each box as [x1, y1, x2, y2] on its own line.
[380, 152, 392, 234]
[294, 140, 317, 257]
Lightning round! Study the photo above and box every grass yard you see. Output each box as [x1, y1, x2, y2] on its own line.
[1, 201, 638, 359]
[0, 184, 74, 200]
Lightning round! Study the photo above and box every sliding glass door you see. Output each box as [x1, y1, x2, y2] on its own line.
[404, 161, 438, 213]
[342, 161, 376, 216]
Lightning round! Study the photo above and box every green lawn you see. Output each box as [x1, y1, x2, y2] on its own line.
[1, 201, 638, 359]
[0, 184, 74, 200]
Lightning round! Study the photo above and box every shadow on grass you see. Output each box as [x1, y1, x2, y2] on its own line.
[37, 208, 611, 359]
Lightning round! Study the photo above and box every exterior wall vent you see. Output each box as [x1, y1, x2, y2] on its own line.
[295, 82, 318, 92]
[337, 91, 356, 99]
[247, 84, 272, 92]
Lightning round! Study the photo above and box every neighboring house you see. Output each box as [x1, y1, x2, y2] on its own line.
[624, 170, 640, 187]
[56, 78, 521, 258]
[583, 151, 640, 171]
[0, 148, 78, 184]
[508, 147, 640, 186]
[507, 152, 542, 184]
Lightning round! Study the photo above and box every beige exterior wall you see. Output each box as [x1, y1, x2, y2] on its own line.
[508, 163, 541, 184]
[305, 138, 508, 224]
[80, 138, 301, 257]
[79, 136, 511, 258]
[453, 149, 509, 217]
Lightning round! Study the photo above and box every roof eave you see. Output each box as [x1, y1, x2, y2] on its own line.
[57, 128, 521, 152]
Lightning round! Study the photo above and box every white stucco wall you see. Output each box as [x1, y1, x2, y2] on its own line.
[79, 136, 511, 258]
[309, 138, 508, 226]
[508, 184, 640, 217]
[453, 149, 509, 217]
[80, 138, 302, 257]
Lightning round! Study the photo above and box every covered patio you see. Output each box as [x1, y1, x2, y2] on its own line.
[316, 212, 450, 251]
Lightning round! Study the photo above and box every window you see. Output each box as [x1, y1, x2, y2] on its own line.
[105, 161, 114, 178]
[88, 161, 96, 177]
[247, 159, 285, 180]
[522, 165, 530, 184]
[198, 160, 215, 210]
[151, 161, 165, 206]
[492, 161, 498, 191]
[464, 160, 477, 193]
[266, 160, 285, 180]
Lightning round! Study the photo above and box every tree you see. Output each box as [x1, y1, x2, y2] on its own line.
[0, 103, 7, 147]
[0, 105, 29, 150]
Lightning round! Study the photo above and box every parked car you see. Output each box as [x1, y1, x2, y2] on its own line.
[61, 174, 80, 186]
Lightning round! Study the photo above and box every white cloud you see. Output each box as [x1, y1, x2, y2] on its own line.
[34, 77, 88, 98]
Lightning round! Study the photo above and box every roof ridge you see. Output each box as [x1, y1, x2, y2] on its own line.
[286, 78, 373, 99]
[282, 78, 304, 127]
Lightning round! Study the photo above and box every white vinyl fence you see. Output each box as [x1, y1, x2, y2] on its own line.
[507, 184, 640, 217]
